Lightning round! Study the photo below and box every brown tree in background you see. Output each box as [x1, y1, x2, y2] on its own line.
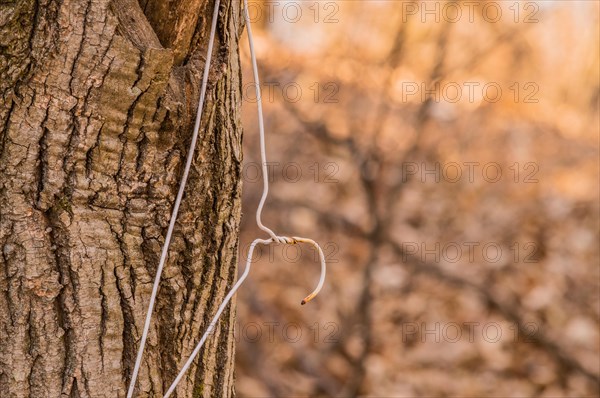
[234, 2, 599, 397]
[0, 0, 242, 396]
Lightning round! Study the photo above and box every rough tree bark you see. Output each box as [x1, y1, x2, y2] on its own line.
[0, 0, 243, 396]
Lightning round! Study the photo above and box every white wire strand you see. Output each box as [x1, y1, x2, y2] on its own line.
[129, 0, 328, 395]
[245, 0, 278, 241]
[161, 0, 327, 395]
[126, 0, 221, 396]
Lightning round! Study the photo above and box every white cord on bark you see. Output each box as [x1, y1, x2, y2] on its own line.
[126, 0, 221, 396]
[128, 0, 327, 396]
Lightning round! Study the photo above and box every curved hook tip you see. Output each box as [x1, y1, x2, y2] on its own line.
[301, 291, 317, 305]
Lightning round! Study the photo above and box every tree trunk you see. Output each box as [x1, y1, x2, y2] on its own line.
[0, 0, 243, 396]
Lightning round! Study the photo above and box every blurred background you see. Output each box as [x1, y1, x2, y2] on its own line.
[235, 1, 599, 396]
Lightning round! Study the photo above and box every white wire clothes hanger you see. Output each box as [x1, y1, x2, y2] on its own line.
[126, 0, 328, 396]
